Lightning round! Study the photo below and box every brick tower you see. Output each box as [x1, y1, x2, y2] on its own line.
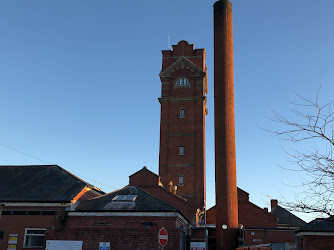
[158, 40, 207, 211]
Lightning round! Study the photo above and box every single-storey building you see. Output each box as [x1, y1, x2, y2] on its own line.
[295, 216, 334, 250]
[0, 165, 104, 250]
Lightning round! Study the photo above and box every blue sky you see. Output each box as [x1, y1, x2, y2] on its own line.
[1, 0, 334, 222]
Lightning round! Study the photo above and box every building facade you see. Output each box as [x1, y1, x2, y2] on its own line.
[295, 217, 334, 250]
[0, 165, 104, 250]
[158, 40, 208, 211]
[46, 169, 191, 250]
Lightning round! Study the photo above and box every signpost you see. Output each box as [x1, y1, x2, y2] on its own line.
[158, 227, 168, 248]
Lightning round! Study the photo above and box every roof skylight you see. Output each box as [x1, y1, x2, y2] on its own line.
[112, 195, 137, 202]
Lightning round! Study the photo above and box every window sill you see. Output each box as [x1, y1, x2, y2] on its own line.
[178, 154, 185, 156]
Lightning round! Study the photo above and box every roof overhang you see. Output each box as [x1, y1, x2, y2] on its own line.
[68, 211, 189, 225]
[1, 202, 70, 207]
[295, 231, 334, 237]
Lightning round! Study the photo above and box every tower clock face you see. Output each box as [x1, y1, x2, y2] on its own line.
[176, 78, 190, 86]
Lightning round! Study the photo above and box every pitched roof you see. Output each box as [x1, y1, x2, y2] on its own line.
[129, 166, 158, 178]
[270, 206, 306, 228]
[295, 217, 334, 233]
[0, 165, 101, 202]
[75, 186, 180, 213]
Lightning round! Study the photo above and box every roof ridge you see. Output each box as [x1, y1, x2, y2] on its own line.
[0, 164, 59, 167]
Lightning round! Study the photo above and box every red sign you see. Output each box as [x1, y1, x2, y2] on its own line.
[158, 227, 168, 246]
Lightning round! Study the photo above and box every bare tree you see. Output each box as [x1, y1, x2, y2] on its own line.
[270, 90, 334, 217]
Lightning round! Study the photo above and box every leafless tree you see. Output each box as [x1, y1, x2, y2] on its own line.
[270, 90, 334, 217]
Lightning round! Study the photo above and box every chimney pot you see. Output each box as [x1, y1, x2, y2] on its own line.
[168, 181, 173, 193]
[172, 185, 177, 195]
[263, 207, 268, 213]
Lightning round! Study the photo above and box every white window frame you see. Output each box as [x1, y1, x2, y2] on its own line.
[175, 77, 190, 87]
[23, 228, 46, 248]
[178, 175, 184, 186]
[179, 108, 185, 118]
[179, 146, 185, 155]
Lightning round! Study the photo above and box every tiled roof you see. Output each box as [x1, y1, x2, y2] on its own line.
[295, 217, 334, 233]
[75, 186, 180, 213]
[270, 206, 306, 228]
[0, 165, 100, 202]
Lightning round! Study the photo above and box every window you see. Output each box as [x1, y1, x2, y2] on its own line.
[179, 109, 185, 118]
[24, 228, 46, 248]
[112, 195, 137, 201]
[179, 146, 185, 155]
[178, 176, 184, 185]
[175, 78, 190, 86]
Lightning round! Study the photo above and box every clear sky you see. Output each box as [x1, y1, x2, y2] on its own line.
[1, 0, 333, 222]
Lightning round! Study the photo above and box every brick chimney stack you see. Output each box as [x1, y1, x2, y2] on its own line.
[172, 185, 177, 195]
[168, 181, 173, 193]
[271, 199, 278, 211]
[214, 0, 239, 249]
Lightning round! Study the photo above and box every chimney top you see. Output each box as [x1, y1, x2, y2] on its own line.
[168, 181, 173, 193]
[213, 0, 232, 9]
[271, 199, 278, 211]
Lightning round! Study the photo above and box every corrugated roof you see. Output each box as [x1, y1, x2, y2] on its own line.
[270, 206, 306, 227]
[76, 186, 180, 212]
[0, 165, 98, 202]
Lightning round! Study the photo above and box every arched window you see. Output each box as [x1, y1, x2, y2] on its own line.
[175, 78, 190, 86]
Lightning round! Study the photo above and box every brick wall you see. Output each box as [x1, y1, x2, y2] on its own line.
[244, 228, 295, 245]
[297, 235, 334, 250]
[0, 188, 102, 250]
[46, 215, 187, 250]
[77, 189, 103, 203]
[0, 212, 59, 250]
[206, 189, 277, 228]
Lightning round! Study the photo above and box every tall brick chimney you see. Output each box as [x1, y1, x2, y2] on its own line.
[214, 0, 239, 249]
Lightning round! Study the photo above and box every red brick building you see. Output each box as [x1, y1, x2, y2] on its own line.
[206, 189, 277, 229]
[0, 40, 311, 250]
[206, 193, 307, 246]
[0, 165, 104, 250]
[0, 165, 194, 250]
[129, 167, 196, 223]
[158, 40, 208, 212]
[295, 217, 334, 250]
[46, 168, 190, 250]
